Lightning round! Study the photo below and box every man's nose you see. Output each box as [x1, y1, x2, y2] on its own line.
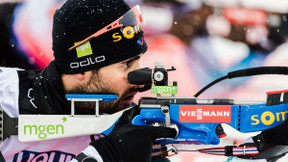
[133, 62, 141, 71]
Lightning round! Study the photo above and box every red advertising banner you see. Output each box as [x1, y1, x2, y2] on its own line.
[223, 7, 267, 26]
[179, 105, 231, 123]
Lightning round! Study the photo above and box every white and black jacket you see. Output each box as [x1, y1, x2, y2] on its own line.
[0, 61, 99, 161]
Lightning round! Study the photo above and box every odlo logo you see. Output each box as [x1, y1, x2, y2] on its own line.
[24, 124, 64, 139]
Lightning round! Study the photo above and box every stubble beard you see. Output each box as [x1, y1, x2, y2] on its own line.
[67, 71, 136, 114]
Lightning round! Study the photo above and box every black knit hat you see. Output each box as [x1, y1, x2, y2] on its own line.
[52, 0, 148, 74]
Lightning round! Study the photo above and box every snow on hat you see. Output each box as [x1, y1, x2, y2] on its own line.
[52, 0, 147, 74]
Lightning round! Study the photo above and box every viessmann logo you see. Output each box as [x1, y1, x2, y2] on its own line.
[179, 105, 231, 123]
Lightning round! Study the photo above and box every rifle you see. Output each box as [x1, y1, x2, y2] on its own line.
[128, 62, 288, 158]
[2, 62, 288, 157]
[129, 62, 288, 145]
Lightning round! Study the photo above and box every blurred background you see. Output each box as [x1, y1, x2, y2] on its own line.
[1, 0, 288, 161]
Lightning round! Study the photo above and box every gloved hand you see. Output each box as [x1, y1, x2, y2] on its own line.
[74, 106, 177, 162]
[226, 113, 288, 162]
[234, 134, 288, 162]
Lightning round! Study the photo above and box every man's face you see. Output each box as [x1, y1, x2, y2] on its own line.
[69, 55, 143, 114]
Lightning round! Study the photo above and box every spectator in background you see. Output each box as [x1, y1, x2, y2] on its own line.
[0, 0, 177, 161]
[0, 0, 65, 69]
[0, 2, 27, 68]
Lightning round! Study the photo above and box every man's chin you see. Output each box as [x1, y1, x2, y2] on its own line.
[116, 103, 131, 112]
[100, 103, 130, 114]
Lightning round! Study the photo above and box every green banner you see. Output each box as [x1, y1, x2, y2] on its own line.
[151, 86, 177, 94]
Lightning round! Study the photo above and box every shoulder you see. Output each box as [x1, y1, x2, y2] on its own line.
[0, 67, 24, 117]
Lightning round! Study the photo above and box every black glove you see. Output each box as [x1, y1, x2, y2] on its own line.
[80, 107, 177, 162]
[261, 116, 288, 145]
[237, 133, 288, 162]
[235, 115, 288, 161]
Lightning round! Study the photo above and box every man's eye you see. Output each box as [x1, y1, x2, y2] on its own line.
[123, 61, 133, 69]
[123, 62, 128, 69]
